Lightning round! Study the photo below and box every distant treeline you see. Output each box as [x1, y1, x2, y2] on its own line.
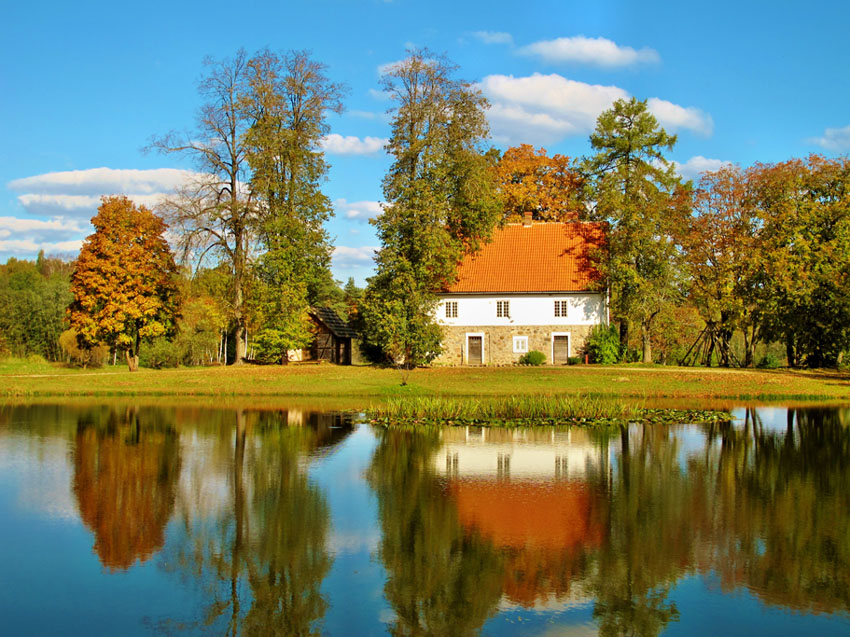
[0, 252, 361, 368]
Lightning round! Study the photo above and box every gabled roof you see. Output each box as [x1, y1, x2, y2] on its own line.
[310, 307, 358, 338]
[444, 221, 606, 294]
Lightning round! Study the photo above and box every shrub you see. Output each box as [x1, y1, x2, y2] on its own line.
[518, 350, 546, 366]
[584, 325, 620, 364]
[567, 356, 581, 365]
[58, 329, 108, 368]
[139, 337, 185, 369]
[757, 352, 781, 369]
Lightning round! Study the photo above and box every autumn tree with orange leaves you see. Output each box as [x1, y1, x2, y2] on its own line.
[676, 165, 763, 367]
[494, 144, 585, 222]
[69, 196, 181, 371]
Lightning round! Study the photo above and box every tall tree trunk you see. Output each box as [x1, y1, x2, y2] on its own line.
[231, 194, 246, 366]
[233, 266, 246, 365]
[786, 334, 796, 368]
[125, 332, 140, 372]
[742, 324, 756, 368]
[125, 349, 139, 372]
[619, 317, 630, 361]
[641, 311, 659, 364]
[641, 325, 652, 363]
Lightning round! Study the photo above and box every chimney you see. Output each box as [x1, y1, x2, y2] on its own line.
[522, 211, 532, 227]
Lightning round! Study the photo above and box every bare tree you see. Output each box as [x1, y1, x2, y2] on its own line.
[149, 50, 257, 364]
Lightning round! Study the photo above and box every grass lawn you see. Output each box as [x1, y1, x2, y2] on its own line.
[2, 359, 849, 407]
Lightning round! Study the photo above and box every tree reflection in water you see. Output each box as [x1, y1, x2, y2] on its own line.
[72, 406, 181, 571]
[368, 428, 506, 635]
[369, 410, 850, 636]
[159, 409, 350, 636]
[700, 407, 850, 614]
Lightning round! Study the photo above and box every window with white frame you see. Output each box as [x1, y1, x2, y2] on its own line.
[554, 300, 569, 317]
[496, 300, 510, 318]
[513, 335, 528, 353]
[445, 301, 458, 318]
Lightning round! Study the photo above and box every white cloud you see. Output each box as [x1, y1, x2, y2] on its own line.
[321, 134, 387, 156]
[0, 238, 83, 255]
[8, 167, 199, 196]
[0, 216, 85, 236]
[672, 156, 733, 180]
[332, 245, 378, 268]
[519, 36, 660, 67]
[377, 59, 406, 75]
[472, 31, 514, 46]
[8, 167, 201, 218]
[481, 73, 628, 145]
[2, 166, 202, 259]
[809, 124, 850, 152]
[15, 193, 166, 218]
[335, 198, 384, 222]
[368, 88, 392, 101]
[349, 110, 382, 120]
[647, 98, 713, 136]
[480, 73, 713, 145]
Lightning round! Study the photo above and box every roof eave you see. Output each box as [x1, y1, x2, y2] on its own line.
[440, 288, 605, 296]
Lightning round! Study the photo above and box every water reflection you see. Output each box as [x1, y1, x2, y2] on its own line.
[72, 406, 181, 570]
[700, 407, 850, 615]
[2, 404, 850, 635]
[369, 409, 850, 635]
[161, 409, 353, 635]
[367, 429, 506, 635]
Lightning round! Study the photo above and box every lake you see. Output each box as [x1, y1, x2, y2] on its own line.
[1, 402, 849, 635]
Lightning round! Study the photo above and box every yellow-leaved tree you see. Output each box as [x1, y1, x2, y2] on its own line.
[69, 196, 181, 371]
[494, 144, 585, 222]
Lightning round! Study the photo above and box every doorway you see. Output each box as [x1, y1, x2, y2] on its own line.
[467, 334, 483, 365]
[552, 333, 570, 365]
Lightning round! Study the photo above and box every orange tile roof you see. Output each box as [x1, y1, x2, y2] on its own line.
[444, 222, 606, 293]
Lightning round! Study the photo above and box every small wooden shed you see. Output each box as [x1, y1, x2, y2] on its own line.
[309, 306, 357, 365]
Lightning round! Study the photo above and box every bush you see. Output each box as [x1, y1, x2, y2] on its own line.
[518, 350, 546, 366]
[567, 356, 581, 365]
[757, 352, 781, 369]
[584, 325, 620, 364]
[58, 329, 108, 368]
[139, 337, 185, 369]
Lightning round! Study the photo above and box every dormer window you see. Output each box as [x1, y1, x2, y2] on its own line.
[496, 300, 510, 318]
[445, 301, 458, 318]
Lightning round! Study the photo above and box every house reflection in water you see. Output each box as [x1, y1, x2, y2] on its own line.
[434, 427, 614, 608]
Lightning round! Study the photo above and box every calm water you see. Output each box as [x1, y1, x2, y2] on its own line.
[1, 403, 849, 636]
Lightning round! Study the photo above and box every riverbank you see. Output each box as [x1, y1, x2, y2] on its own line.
[2, 359, 849, 404]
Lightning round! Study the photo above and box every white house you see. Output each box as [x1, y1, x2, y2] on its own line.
[435, 216, 608, 365]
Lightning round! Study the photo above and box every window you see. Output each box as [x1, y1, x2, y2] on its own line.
[513, 336, 528, 353]
[445, 301, 458, 318]
[554, 300, 569, 318]
[496, 300, 510, 318]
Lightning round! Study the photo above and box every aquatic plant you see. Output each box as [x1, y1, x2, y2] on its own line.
[368, 395, 734, 427]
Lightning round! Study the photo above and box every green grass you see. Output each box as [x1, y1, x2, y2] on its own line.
[1, 358, 849, 407]
[367, 394, 733, 426]
[372, 394, 638, 421]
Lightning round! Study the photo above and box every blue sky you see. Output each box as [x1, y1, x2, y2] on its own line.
[2, 0, 849, 284]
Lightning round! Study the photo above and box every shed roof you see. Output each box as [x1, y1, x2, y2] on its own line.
[310, 307, 358, 339]
[444, 221, 606, 294]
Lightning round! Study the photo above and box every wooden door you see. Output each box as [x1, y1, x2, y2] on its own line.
[467, 336, 483, 365]
[553, 335, 569, 365]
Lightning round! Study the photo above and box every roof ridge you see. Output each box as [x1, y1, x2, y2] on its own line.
[444, 221, 605, 294]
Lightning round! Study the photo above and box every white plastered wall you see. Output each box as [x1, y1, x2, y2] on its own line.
[437, 293, 606, 327]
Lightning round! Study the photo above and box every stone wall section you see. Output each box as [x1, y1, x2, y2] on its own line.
[435, 324, 595, 365]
